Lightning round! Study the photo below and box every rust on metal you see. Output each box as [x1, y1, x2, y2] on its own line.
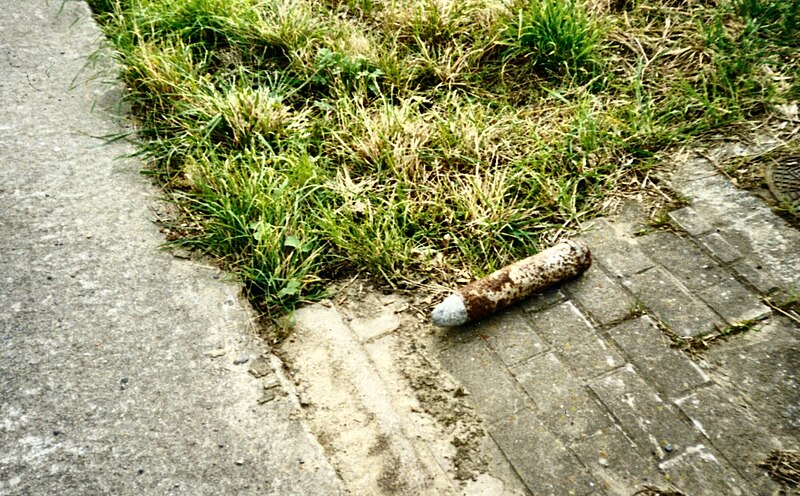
[431, 240, 591, 326]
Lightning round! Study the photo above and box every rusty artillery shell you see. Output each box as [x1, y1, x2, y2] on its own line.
[431, 240, 591, 327]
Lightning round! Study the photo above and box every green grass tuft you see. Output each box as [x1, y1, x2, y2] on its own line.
[500, 0, 603, 78]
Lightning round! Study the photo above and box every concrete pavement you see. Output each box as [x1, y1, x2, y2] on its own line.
[0, 2, 341, 494]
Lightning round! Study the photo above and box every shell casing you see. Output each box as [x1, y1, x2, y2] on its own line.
[431, 240, 591, 326]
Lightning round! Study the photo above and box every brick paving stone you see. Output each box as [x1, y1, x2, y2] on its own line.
[579, 219, 654, 278]
[719, 229, 798, 293]
[437, 338, 530, 420]
[675, 387, 784, 493]
[478, 434, 532, 495]
[697, 231, 742, 264]
[559, 336, 626, 381]
[482, 311, 548, 367]
[571, 426, 667, 496]
[608, 316, 708, 398]
[491, 409, 596, 496]
[637, 231, 730, 291]
[668, 206, 714, 236]
[590, 365, 698, 461]
[520, 287, 566, 314]
[436, 320, 486, 350]
[658, 444, 751, 496]
[623, 267, 724, 337]
[564, 265, 635, 325]
[670, 156, 800, 290]
[697, 281, 771, 325]
[730, 259, 783, 294]
[529, 301, 598, 351]
[512, 353, 611, 442]
[703, 316, 800, 441]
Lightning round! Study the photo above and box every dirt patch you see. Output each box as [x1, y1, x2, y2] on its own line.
[274, 281, 515, 495]
[396, 326, 488, 480]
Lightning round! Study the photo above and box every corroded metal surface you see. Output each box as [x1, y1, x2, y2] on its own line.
[458, 240, 591, 323]
[767, 154, 800, 209]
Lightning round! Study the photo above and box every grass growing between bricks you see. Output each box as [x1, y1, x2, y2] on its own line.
[87, 0, 799, 318]
[657, 311, 770, 358]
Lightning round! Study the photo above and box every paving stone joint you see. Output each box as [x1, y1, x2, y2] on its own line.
[435, 157, 800, 495]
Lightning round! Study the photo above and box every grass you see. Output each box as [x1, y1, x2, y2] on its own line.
[499, 0, 603, 78]
[668, 318, 764, 358]
[85, 0, 800, 320]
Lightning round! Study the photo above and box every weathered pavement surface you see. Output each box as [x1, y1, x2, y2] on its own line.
[278, 146, 800, 494]
[431, 149, 800, 495]
[279, 145, 800, 494]
[2, 2, 797, 496]
[0, 2, 340, 495]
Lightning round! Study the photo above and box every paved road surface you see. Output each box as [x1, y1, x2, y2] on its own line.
[0, 2, 341, 494]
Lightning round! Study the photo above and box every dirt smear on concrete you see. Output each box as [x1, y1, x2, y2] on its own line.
[395, 326, 488, 481]
[274, 281, 520, 495]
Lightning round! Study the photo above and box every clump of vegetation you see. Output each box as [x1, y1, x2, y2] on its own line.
[86, 0, 799, 318]
[499, 0, 603, 78]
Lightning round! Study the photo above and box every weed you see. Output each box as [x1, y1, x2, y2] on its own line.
[632, 486, 685, 496]
[641, 309, 762, 358]
[499, 0, 603, 78]
[636, 193, 690, 235]
[86, 0, 799, 320]
[642, 211, 672, 232]
[764, 294, 800, 324]
[671, 319, 761, 357]
[626, 299, 647, 318]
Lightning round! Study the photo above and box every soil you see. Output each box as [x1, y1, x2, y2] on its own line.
[273, 281, 524, 495]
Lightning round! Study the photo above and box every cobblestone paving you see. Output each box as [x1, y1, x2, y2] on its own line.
[434, 154, 800, 495]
